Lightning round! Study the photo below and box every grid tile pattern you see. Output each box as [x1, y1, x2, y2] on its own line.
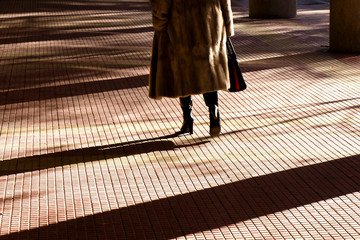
[0, 0, 359, 239]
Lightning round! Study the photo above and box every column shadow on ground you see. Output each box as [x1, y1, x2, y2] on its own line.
[0, 0, 151, 14]
[0, 75, 149, 106]
[2, 153, 359, 239]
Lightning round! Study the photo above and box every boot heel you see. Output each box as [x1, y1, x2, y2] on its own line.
[189, 120, 194, 134]
[180, 119, 194, 134]
[180, 98, 194, 135]
[209, 106, 221, 137]
[210, 125, 220, 137]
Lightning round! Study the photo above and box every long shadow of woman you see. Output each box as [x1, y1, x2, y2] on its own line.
[0, 133, 210, 176]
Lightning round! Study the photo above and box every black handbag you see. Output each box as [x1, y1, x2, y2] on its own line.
[226, 38, 247, 92]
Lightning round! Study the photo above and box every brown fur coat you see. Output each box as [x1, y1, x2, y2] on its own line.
[149, 0, 234, 99]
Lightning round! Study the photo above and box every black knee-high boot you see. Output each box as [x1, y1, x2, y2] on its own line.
[179, 96, 194, 134]
[203, 92, 220, 137]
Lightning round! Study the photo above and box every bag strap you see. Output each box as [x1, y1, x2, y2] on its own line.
[226, 38, 236, 56]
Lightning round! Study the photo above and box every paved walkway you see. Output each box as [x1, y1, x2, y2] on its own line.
[0, 0, 359, 239]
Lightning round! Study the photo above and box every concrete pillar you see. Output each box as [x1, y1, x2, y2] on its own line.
[330, 0, 360, 52]
[249, 0, 297, 18]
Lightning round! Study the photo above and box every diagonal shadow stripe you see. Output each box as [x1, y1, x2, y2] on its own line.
[2, 154, 359, 239]
[0, 26, 154, 45]
[0, 0, 151, 14]
[0, 75, 148, 105]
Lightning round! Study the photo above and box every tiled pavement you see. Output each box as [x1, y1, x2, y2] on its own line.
[0, 0, 359, 239]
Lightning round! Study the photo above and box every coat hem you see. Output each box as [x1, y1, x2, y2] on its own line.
[149, 86, 230, 100]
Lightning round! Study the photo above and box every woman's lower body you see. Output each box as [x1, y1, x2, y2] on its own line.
[179, 91, 221, 137]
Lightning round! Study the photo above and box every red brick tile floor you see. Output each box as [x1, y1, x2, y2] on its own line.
[0, 0, 359, 239]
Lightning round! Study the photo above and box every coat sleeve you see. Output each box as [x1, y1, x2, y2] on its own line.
[220, 0, 234, 37]
[149, 0, 172, 31]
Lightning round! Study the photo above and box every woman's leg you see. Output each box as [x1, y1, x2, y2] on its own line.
[180, 96, 192, 108]
[179, 96, 193, 134]
[203, 91, 218, 107]
[203, 91, 221, 137]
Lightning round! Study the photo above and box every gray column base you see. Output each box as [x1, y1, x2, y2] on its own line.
[249, 0, 297, 19]
[330, 0, 360, 53]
